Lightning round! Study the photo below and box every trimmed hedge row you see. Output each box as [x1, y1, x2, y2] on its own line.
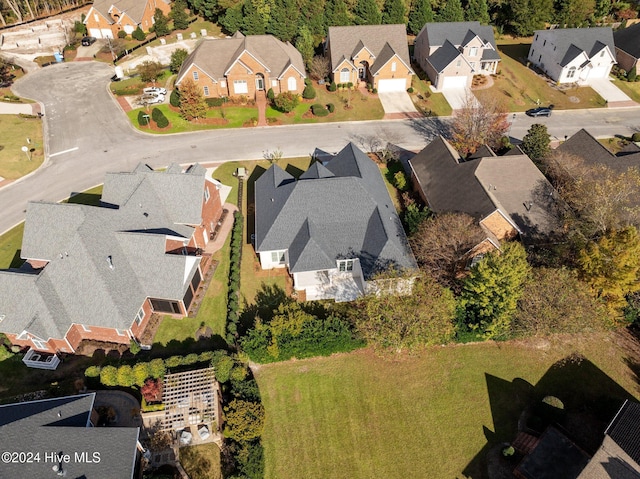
[226, 211, 244, 345]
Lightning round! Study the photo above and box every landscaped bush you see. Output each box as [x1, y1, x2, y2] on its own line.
[302, 84, 316, 100]
[226, 212, 244, 345]
[266, 88, 275, 101]
[141, 397, 165, 412]
[627, 69, 637, 82]
[137, 110, 149, 126]
[100, 365, 118, 386]
[304, 78, 312, 87]
[133, 362, 150, 386]
[273, 92, 300, 113]
[407, 87, 414, 93]
[117, 30, 127, 39]
[132, 26, 146, 41]
[151, 107, 169, 128]
[347, 82, 353, 89]
[328, 81, 337, 92]
[117, 365, 135, 387]
[393, 170, 408, 191]
[311, 103, 329, 116]
[165, 355, 183, 368]
[84, 365, 101, 378]
[372, 88, 377, 94]
[327, 103, 335, 113]
[632, 132, 640, 142]
[205, 97, 226, 107]
[170, 88, 180, 107]
[141, 378, 162, 403]
[148, 358, 166, 378]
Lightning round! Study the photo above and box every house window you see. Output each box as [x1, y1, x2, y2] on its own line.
[190, 269, 202, 292]
[183, 287, 194, 310]
[32, 338, 47, 350]
[233, 80, 248, 94]
[456, 59, 462, 67]
[203, 86, 209, 96]
[287, 77, 296, 91]
[340, 68, 350, 83]
[338, 259, 355, 272]
[193, 71, 199, 81]
[271, 79, 278, 87]
[135, 307, 144, 326]
[94, 13, 99, 22]
[600, 50, 604, 57]
[220, 80, 226, 88]
[391, 61, 397, 72]
[270, 251, 286, 264]
[538, 55, 542, 62]
[470, 47, 478, 56]
[204, 187, 210, 202]
[150, 299, 182, 314]
[567, 67, 576, 79]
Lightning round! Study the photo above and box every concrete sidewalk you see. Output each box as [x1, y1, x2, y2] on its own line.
[0, 101, 35, 114]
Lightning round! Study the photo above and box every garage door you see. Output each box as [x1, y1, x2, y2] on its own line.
[88, 28, 102, 38]
[377, 78, 407, 92]
[441, 75, 468, 90]
[587, 65, 609, 80]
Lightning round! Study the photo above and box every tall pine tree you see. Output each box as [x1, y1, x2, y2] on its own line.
[465, 0, 490, 24]
[436, 0, 464, 22]
[267, 0, 299, 42]
[382, 0, 406, 24]
[326, 0, 352, 26]
[243, 0, 266, 34]
[408, 0, 433, 34]
[295, 25, 315, 69]
[354, 0, 382, 25]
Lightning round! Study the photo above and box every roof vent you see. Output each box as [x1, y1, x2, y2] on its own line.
[107, 255, 114, 270]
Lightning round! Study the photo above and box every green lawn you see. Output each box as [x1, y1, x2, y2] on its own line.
[255, 333, 640, 479]
[474, 41, 606, 111]
[180, 443, 222, 479]
[0, 115, 44, 180]
[0, 223, 25, 268]
[612, 79, 640, 103]
[409, 74, 453, 117]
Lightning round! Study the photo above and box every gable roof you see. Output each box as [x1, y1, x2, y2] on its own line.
[409, 137, 562, 241]
[418, 21, 499, 51]
[89, 0, 167, 25]
[0, 393, 140, 479]
[614, 22, 640, 59]
[557, 128, 640, 174]
[177, 33, 305, 84]
[255, 143, 416, 279]
[326, 24, 413, 75]
[533, 27, 616, 66]
[0, 164, 206, 341]
[427, 40, 463, 72]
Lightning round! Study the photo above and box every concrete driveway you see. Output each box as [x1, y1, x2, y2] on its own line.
[378, 90, 420, 118]
[587, 78, 636, 107]
[441, 87, 480, 111]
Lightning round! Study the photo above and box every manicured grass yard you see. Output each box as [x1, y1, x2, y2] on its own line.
[612, 79, 640, 103]
[179, 443, 222, 479]
[0, 115, 44, 180]
[255, 333, 640, 479]
[474, 40, 606, 112]
[0, 223, 25, 268]
[409, 75, 453, 117]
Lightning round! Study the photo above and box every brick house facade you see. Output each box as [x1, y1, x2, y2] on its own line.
[85, 0, 171, 39]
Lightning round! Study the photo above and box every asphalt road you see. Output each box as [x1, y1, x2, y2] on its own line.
[2, 61, 640, 234]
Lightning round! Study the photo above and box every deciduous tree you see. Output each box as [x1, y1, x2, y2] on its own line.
[179, 77, 208, 120]
[295, 26, 315, 70]
[169, 48, 189, 74]
[221, 4, 243, 33]
[309, 55, 330, 80]
[242, 0, 267, 34]
[137, 60, 163, 82]
[505, 0, 553, 36]
[409, 212, 486, 288]
[521, 123, 551, 160]
[170, 0, 190, 30]
[354, 273, 457, 352]
[224, 399, 265, 441]
[460, 242, 531, 339]
[450, 94, 509, 155]
[408, 0, 434, 34]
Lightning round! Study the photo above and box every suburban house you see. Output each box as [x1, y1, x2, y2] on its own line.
[557, 128, 640, 173]
[409, 136, 563, 257]
[527, 27, 616, 84]
[0, 163, 224, 368]
[325, 24, 414, 92]
[254, 143, 417, 302]
[0, 393, 142, 478]
[84, 0, 171, 39]
[413, 21, 501, 91]
[175, 31, 306, 99]
[614, 22, 640, 76]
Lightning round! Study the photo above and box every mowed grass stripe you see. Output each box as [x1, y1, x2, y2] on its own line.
[255, 335, 639, 479]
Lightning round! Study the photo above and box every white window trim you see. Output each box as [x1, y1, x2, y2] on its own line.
[204, 187, 210, 202]
[470, 47, 478, 57]
[340, 68, 350, 83]
[271, 79, 278, 87]
[203, 86, 209, 96]
[287, 77, 296, 91]
[193, 71, 199, 81]
[135, 307, 144, 326]
[32, 338, 47, 350]
[233, 80, 248, 94]
[391, 62, 397, 72]
[338, 259, 355, 272]
[270, 250, 286, 264]
[220, 80, 227, 88]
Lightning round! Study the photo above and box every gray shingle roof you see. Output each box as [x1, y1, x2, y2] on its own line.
[90, 0, 168, 25]
[418, 21, 499, 51]
[614, 22, 640, 59]
[0, 164, 207, 341]
[0, 393, 139, 479]
[255, 143, 416, 279]
[534, 27, 616, 67]
[607, 400, 640, 466]
[177, 33, 306, 84]
[409, 137, 562, 241]
[427, 40, 463, 72]
[327, 24, 413, 74]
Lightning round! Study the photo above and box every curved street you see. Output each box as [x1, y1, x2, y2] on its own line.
[2, 60, 640, 234]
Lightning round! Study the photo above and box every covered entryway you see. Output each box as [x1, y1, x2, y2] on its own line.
[441, 75, 468, 90]
[255, 73, 265, 91]
[377, 78, 407, 92]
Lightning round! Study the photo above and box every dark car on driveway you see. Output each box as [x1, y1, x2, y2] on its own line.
[526, 106, 553, 117]
[81, 36, 97, 46]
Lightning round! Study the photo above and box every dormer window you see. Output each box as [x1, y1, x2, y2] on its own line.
[338, 259, 355, 272]
[600, 51, 604, 57]
[470, 47, 478, 57]
[391, 61, 397, 72]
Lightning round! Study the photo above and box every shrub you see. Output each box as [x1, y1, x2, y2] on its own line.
[372, 88, 377, 94]
[198, 350, 216, 362]
[214, 355, 235, 383]
[132, 26, 146, 41]
[117, 30, 127, 39]
[632, 132, 640, 142]
[407, 87, 414, 93]
[137, 110, 149, 126]
[169, 48, 188, 74]
[230, 364, 248, 382]
[141, 397, 165, 412]
[85, 365, 101, 378]
[302, 84, 316, 100]
[205, 97, 226, 107]
[170, 88, 180, 107]
[133, 362, 149, 387]
[628, 69, 637, 82]
[151, 107, 163, 122]
[184, 353, 199, 365]
[129, 339, 141, 355]
[327, 103, 335, 113]
[148, 358, 166, 378]
[273, 92, 300, 113]
[328, 81, 337, 92]
[117, 365, 135, 387]
[151, 108, 169, 128]
[347, 82, 353, 89]
[311, 103, 329, 116]
[266, 88, 275, 101]
[393, 170, 408, 191]
[100, 365, 118, 386]
[366, 82, 372, 91]
[165, 355, 183, 368]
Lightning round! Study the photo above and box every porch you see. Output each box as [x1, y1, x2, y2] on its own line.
[296, 270, 366, 302]
[22, 348, 61, 370]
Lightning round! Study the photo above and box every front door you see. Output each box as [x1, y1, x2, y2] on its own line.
[256, 74, 265, 91]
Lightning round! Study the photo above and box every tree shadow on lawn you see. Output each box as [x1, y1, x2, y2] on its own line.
[463, 355, 636, 478]
[245, 165, 266, 246]
[498, 44, 532, 65]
